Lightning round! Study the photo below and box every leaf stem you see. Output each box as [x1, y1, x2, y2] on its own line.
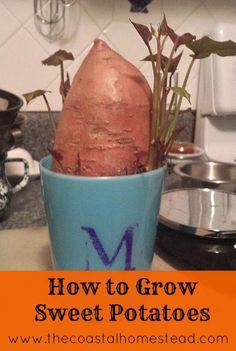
[159, 41, 177, 94]
[146, 41, 157, 171]
[147, 42, 157, 77]
[42, 94, 56, 133]
[60, 61, 65, 103]
[155, 33, 162, 141]
[174, 57, 195, 120]
[165, 57, 195, 143]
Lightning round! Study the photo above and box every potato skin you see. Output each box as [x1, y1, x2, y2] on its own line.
[52, 39, 152, 176]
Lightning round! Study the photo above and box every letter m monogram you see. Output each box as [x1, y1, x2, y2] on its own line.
[81, 226, 136, 270]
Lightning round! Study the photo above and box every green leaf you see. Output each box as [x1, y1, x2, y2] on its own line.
[160, 16, 196, 48]
[159, 15, 169, 36]
[22, 89, 51, 104]
[171, 86, 191, 104]
[161, 51, 183, 73]
[130, 20, 152, 46]
[187, 36, 236, 59]
[176, 33, 196, 48]
[42, 50, 74, 66]
[141, 53, 155, 61]
[142, 52, 183, 73]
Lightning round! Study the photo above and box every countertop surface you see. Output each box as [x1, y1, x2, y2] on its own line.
[0, 178, 47, 230]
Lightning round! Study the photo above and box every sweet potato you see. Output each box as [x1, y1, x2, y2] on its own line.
[52, 39, 151, 176]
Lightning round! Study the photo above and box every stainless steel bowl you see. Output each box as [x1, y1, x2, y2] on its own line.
[174, 161, 236, 192]
[156, 188, 236, 270]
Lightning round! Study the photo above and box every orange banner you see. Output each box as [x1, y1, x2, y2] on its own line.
[0, 271, 235, 350]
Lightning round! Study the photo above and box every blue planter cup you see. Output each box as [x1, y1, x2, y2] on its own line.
[40, 156, 165, 270]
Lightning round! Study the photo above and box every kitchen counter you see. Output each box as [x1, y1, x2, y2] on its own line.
[0, 178, 47, 230]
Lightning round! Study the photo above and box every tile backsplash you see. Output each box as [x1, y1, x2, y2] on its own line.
[0, 0, 236, 111]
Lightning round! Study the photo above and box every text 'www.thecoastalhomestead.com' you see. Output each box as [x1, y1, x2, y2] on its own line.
[7, 332, 229, 346]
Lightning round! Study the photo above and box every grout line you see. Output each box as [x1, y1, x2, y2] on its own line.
[0, 1, 24, 23]
[41, 39, 94, 93]
[0, 0, 33, 24]
[111, 0, 115, 21]
[79, 0, 105, 33]
[201, 2, 218, 23]
[101, 31, 123, 53]
[80, 0, 114, 32]
[169, 1, 204, 31]
[0, 25, 27, 51]
[0, 3, 23, 48]
[0, 0, 222, 112]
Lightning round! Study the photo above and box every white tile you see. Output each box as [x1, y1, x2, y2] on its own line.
[204, 0, 236, 24]
[0, 2, 21, 46]
[25, 3, 101, 57]
[99, 32, 123, 52]
[139, 61, 153, 90]
[28, 34, 115, 110]
[0, 29, 58, 108]
[0, 0, 33, 24]
[113, 0, 163, 25]
[29, 45, 92, 111]
[163, 0, 202, 29]
[80, 0, 113, 29]
[104, 21, 155, 68]
[0, 0, 232, 114]
[176, 4, 216, 39]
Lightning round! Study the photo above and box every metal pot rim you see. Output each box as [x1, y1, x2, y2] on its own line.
[159, 188, 236, 239]
[174, 161, 236, 185]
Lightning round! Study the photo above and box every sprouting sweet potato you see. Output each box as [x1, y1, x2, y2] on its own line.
[52, 39, 151, 176]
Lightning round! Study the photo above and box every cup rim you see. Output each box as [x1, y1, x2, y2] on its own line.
[40, 155, 165, 182]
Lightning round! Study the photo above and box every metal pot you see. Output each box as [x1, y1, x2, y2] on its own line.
[174, 161, 236, 192]
[156, 188, 236, 270]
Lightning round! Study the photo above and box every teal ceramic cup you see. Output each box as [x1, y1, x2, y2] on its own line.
[40, 156, 165, 270]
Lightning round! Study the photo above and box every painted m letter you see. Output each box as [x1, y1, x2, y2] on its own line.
[81, 226, 136, 270]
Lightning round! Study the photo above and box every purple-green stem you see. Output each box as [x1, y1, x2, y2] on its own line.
[42, 94, 56, 133]
[147, 34, 179, 170]
[165, 56, 195, 144]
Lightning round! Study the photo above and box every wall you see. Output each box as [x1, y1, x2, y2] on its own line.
[0, 0, 236, 111]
